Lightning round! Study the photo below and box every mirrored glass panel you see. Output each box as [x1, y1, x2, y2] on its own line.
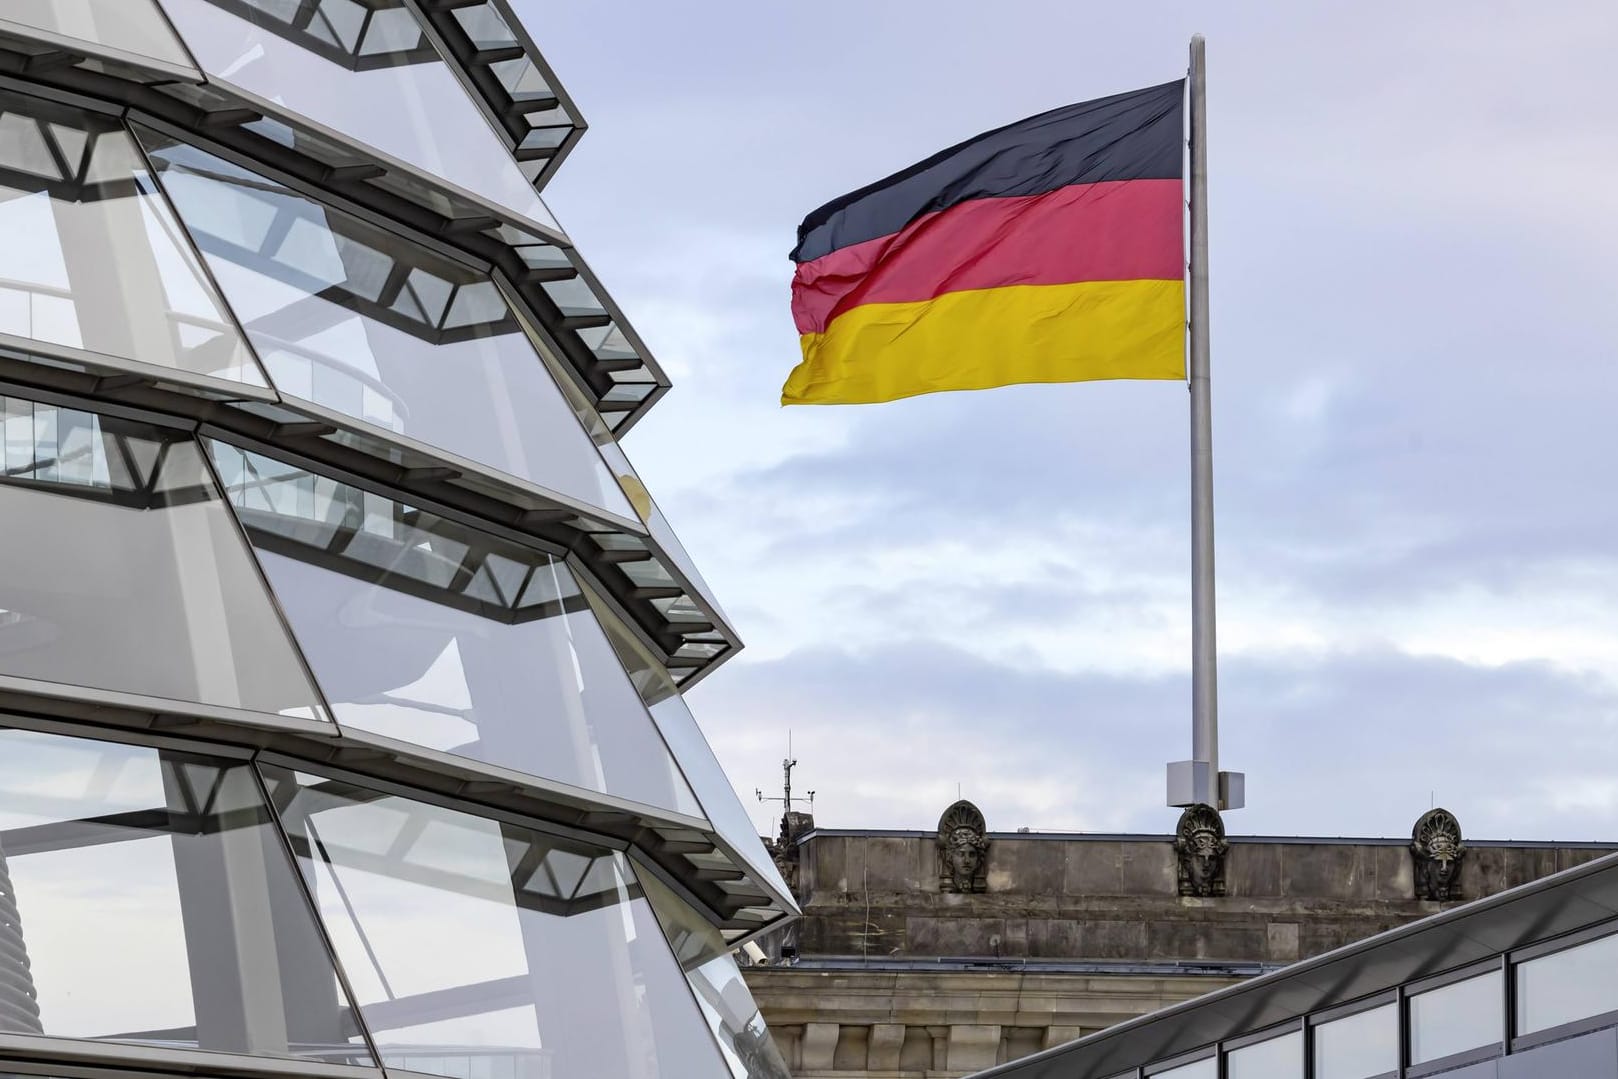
[266, 768, 734, 1078]
[0, 396, 327, 723]
[141, 138, 636, 523]
[639, 871, 791, 1079]
[0, 726, 371, 1063]
[1409, 970, 1501, 1065]
[1313, 1003, 1396, 1079]
[1227, 1031, 1303, 1079]
[0, 0, 197, 73]
[155, 0, 556, 230]
[1516, 930, 1618, 1036]
[0, 91, 263, 387]
[590, 597, 793, 906]
[211, 444, 702, 816]
[1151, 1057, 1215, 1079]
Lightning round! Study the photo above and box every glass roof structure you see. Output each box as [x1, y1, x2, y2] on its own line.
[0, 6, 786, 1078]
[0, 0, 665, 434]
[971, 851, 1618, 1079]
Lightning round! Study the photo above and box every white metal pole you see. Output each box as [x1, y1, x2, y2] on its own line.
[1188, 34, 1222, 805]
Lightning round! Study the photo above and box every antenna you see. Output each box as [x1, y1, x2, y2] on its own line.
[757, 732, 815, 818]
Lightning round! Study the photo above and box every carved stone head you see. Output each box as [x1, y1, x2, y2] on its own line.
[1411, 808, 1466, 901]
[936, 800, 989, 893]
[1174, 804, 1229, 897]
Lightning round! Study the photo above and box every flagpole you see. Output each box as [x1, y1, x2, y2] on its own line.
[1170, 33, 1243, 812]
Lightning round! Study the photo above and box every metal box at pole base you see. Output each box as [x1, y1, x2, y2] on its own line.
[1168, 762, 1246, 810]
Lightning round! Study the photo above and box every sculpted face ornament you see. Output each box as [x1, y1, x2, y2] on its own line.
[1174, 804, 1229, 897]
[936, 800, 989, 894]
[1412, 808, 1466, 901]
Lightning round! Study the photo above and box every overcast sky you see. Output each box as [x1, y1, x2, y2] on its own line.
[519, 1, 1618, 842]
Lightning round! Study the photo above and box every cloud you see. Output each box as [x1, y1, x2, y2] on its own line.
[523, 0, 1618, 840]
[691, 643, 1618, 841]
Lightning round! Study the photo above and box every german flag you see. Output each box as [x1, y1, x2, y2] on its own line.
[784, 80, 1187, 406]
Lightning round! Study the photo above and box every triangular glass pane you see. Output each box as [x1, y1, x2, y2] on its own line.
[0, 113, 61, 180]
[0, 94, 265, 387]
[0, 727, 371, 1064]
[142, 137, 638, 523]
[0, 394, 329, 724]
[360, 8, 425, 56]
[212, 443, 705, 817]
[0, 0, 197, 73]
[587, 589, 794, 909]
[639, 871, 793, 1078]
[268, 770, 736, 1078]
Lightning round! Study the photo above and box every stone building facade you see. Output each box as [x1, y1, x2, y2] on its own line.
[750, 805, 1616, 1077]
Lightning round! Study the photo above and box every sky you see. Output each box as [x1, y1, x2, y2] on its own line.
[518, 1, 1618, 842]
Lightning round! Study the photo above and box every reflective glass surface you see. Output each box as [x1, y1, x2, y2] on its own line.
[1516, 930, 1618, 1036]
[1227, 1032, 1303, 1079]
[639, 871, 791, 1079]
[155, 0, 557, 230]
[443, 3, 576, 175]
[211, 445, 702, 816]
[142, 139, 636, 522]
[1409, 971, 1501, 1064]
[530, 326, 728, 625]
[0, 396, 327, 722]
[592, 600, 793, 906]
[0, 0, 197, 72]
[1313, 1004, 1396, 1079]
[1152, 1058, 1215, 1079]
[266, 768, 735, 1078]
[0, 92, 263, 386]
[0, 726, 370, 1062]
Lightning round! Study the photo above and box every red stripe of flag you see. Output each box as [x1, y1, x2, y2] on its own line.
[791, 178, 1184, 336]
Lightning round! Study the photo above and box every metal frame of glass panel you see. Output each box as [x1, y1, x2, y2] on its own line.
[0, 8, 784, 1076]
[402, 0, 587, 191]
[0, 74, 731, 685]
[970, 855, 1618, 1079]
[0, 26, 668, 433]
[0, 711, 782, 1077]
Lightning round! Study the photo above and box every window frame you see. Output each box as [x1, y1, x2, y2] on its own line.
[1402, 958, 1506, 1078]
[1508, 923, 1618, 1053]
[1306, 991, 1399, 1079]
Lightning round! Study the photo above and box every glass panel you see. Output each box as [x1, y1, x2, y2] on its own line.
[1313, 1004, 1396, 1079]
[1409, 970, 1501, 1064]
[1152, 1058, 1216, 1079]
[590, 596, 793, 907]
[1227, 1032, 1302, 1079]
[0, 395, 327, 722]
[0, 726, 371, 1063]
[267, 768, 735, 1078]
[140, 137, 636, 522]
[210, 444, 702, 817]
[155, 0, 558, 230]
[639, 871, 791, 1079]
[520, 309, 728, 624]
[0, 91, 263, 386]
[1516, 930, 1618, 1035]
[0, 0, 197, 71]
